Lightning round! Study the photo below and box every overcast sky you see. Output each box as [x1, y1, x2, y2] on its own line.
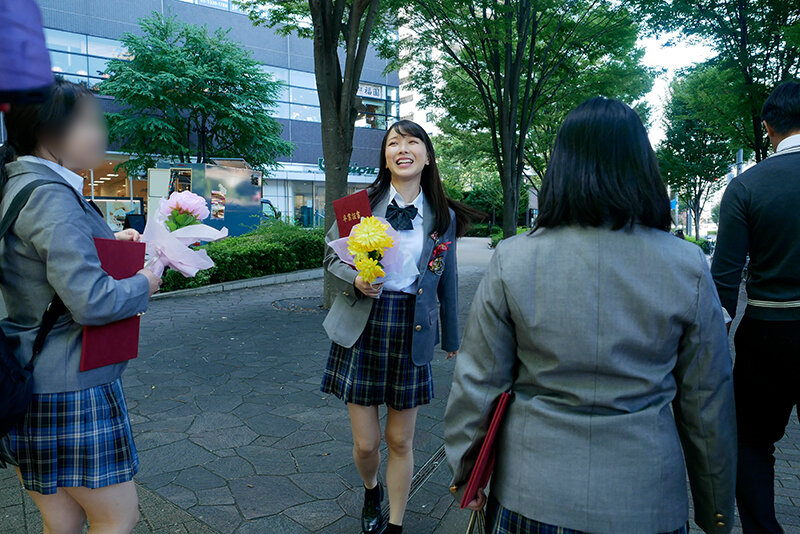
[639, 32, 715, 145]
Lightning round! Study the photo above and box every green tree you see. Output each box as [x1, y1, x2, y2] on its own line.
[711, 202, 721, 224]
[101, 13, 293, 175]
[235, 0, 398, 306]
[637, 0, 800, 162]
[658, 70, 732, 238]
[401, 0, 649, 237]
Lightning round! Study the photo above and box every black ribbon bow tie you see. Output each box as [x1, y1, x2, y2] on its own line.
[386, 200, 418, 231]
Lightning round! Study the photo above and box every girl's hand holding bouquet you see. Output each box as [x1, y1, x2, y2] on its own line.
[328, 216, 419, 298]
[142, 191, 228, 278]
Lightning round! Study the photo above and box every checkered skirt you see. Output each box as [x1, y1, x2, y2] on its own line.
[486, 496, 688, 534]
[321, 291, 433, 410]
[0, 377, 138, 495]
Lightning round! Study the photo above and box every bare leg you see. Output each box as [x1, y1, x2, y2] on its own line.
[347, 403, 382, 489]
[62, 480, 139, 534]
[384, 406, 418, 525]
[15, 468, 86, 534]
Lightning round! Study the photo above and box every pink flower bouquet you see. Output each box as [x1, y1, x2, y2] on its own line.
[142, 191, 228, 278]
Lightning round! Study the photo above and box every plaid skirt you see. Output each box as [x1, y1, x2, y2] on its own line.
[321, 291, 433, 410]
[0, 377, 138, 495]
[486, 495, 689, 534]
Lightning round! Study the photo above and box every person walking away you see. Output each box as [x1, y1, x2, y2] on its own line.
[0, 79, 162, 534]
[711, 80, 800, 534]
[445, 97, 736, 534]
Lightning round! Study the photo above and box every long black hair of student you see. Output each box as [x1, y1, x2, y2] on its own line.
[0, 78, 91, 193]
[533, 97, 671, 232]
[368, 120, 482, 238]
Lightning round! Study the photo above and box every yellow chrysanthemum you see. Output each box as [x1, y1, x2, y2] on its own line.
[355, 256, 386, 284]
[347, 216, 394, 256]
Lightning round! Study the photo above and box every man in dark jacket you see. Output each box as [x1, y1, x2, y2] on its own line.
[711, 80, 800, 534]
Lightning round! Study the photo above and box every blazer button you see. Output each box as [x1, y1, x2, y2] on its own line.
[418, 288, 423, 295]
[343, 291, 350, 296]
[715, 514, 724, 520]
[415, 325, 422, 331]
[716, 522, 725, 527]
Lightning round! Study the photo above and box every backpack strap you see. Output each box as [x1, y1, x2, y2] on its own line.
[0, 179, 53, 241]
[1, 178, 75, 370]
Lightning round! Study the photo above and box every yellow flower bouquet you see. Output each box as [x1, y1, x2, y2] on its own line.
[347, 216, 394, 283]
[328, 216, 419, 285]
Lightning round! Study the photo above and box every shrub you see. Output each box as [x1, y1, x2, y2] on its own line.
[159, 222, 326, 293]
[464, 222, 503, 237]
[253, 222, 325, 270]
[490, 227, 530, 248]
[685, 235, 713, 255]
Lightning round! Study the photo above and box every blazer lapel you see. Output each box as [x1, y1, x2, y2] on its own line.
[417, 195, 436, 278]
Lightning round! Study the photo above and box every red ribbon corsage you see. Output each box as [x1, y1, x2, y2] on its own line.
[428, 240, 452, 274]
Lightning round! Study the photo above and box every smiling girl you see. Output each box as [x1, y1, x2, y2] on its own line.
[321, 120, 480, 533]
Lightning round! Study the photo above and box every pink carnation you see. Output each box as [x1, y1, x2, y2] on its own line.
[160, 191, 210, 221]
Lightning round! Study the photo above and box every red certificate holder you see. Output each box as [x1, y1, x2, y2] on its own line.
[333, 189, 372, 237]
[458, 390, 513, 509]
[79, 238, 146, 372]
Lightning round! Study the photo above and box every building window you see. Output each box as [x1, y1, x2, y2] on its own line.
[43, 28, 125, 88]
[291, 104, 322, 122]
[42, 28, 401, 129]
[289, 70, 317, 90]
[290, 86, 319, 106]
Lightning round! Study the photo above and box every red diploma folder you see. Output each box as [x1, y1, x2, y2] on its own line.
[333, 189, 372, 237]
[79, 238, 145, 372]
[459, 390, 513, 509]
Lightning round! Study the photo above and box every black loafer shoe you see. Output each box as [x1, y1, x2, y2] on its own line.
[361, 482, 384, 533]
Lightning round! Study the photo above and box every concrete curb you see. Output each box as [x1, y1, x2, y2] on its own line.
[151, 267, 324, 300]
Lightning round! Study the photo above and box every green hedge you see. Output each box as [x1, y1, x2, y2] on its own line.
[685, 235, 713, 255]
[490, 227, 531, 248]
[463, 222, 503, 238]
[160, 222, 325, 292]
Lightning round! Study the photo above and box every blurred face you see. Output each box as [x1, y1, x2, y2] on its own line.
[39, 96, 107, 172]
[384, 128, 429, 182]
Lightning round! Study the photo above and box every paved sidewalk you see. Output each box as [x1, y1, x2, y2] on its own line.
[1, 237, 494, 533]
[2, 237, 798, 533]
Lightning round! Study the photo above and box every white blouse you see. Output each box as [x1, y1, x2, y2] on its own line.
[383, 184, 424, 294]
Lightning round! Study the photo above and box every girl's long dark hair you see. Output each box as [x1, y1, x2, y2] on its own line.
[534, 97, 671, 232]
[368, 120, 482, 238]
[0, 79, 91, 193]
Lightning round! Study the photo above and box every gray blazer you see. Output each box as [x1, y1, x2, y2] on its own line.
[0, 160, 150, 393]
[444, 225, 736, 534]
[322, 189, 459, 365]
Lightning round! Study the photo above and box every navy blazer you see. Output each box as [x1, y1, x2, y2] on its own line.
[322, 189, 459, 366]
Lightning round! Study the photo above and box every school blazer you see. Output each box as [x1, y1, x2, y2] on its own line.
[445, 225, 736, 534]
[322, 190, 459, 366]
[0, 160, 150, 393]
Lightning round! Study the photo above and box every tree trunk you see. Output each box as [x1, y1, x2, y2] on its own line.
[320, 119, 354, 308]
[501, 170, 519, 239]
[308, 0, 380, 309]
[751, 111, 766, 162]
[692, 196, 701, 239]
[694, 209, 701, 239]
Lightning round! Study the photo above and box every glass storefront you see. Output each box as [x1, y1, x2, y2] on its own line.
[261, 163, 377, 228]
